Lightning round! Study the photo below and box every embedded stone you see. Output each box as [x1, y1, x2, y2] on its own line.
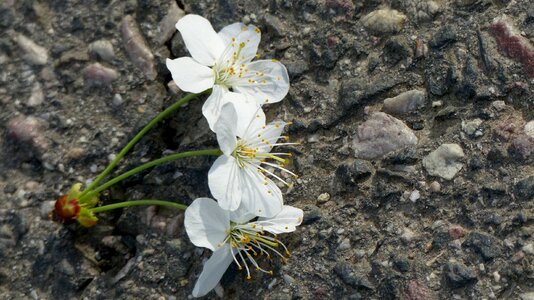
[352, 112, 418, 160]
[489, 17, 534, 78]
[83, 63, 118, 86]
[121, 15, 157, 80]
[7, 115, 49, 152]
[362, 9, 406, 35]
[11, 32, 48, 65]
[89, 39, 116, 61]
[423, 144, 464, 180]
[156, 1, 185, 45]
[525, 121, 534, 138]
[383, 90, 427, 114]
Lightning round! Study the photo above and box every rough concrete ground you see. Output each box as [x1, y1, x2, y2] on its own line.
[0, 0, 534, 299]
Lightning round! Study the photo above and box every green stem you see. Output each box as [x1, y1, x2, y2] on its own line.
[90, 200, 187, 213]
[79, 91, 209, 199]
[80, 149, 222, 202]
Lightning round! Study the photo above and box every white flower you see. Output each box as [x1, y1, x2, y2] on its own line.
[166, 14, 290, 130]
[185, 197, 303, 298]
[208, 101, 298, 217]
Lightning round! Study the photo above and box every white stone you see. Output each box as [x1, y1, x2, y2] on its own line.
[362, 9, 406, 34]
[409, 190, 420, 202]
[520, 292, 534, 300]
[522, 243, 534, 255]
[423, 144, 465, 180]
[317, 193, 331, 203]
[462, 119, 483, 136]
[525, 121, 534, 138]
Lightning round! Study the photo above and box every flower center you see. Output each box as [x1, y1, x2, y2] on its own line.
[231, 125, 299, 188]
[214, 40, 247, 87]
[224, 223, 291, 280]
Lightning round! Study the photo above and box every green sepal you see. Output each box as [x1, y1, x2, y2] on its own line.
[77, 208, 98, 228]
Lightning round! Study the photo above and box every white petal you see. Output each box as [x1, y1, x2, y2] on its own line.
[192, 244, 234, 298]
[233, 60, 289, 105]
[166, 57, 215, 93]
[208, 156, 242, 211]
[214, 102, 238, 156]
[239, 163, 283, 218]
[176, 15, 225, 66]
[218, 23, 245, 46]
[229, 202, 256, 224]
[222, 93, 265, 138]
[217, 24, 260, 66]
[243, 120, 286, 154]
[256, 205, 304, 234]
[202, 85, 228, 131]
[184, 198, 230, 251]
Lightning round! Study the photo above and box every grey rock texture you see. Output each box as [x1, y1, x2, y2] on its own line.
[1, 0, 534, 299]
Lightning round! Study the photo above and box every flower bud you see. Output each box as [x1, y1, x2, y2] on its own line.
[53, 195, 80, 223]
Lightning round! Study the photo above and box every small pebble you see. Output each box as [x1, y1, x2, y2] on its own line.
[432, 100, 443, 107]
[317, 193, 330, 203]
[409, 190, 420, 202]
[522, 243, 534, 255]
[401, 228, 417, 243]
[337, 238, 351, 251]
[429, 181, 441, 192]
[493, 271, 500, 283]
[112, 94, 124, 106]
[283, 274, 296, 285]
[89, 39, 116, 61]
[11, 31, 49, 65]
[267, 278, 277, 289]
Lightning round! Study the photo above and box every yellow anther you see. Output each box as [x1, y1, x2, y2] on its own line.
[272, 59, 278, 62]
[255, 28, 261, 33]
[269, 271, 273, 276]
[256, 53, 260, 58]
[232, 38, 236, 41]
[239, 42, 245, 48]
[247, 275, 252, 280]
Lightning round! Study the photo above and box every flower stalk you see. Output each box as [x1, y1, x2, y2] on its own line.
[78, 90, 210, 199]
[79, 148, 222, 203]
[90, 200, 187, 213]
